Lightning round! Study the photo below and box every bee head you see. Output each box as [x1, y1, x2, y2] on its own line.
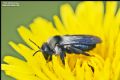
[29, 39, 53, 57]
[41, 43, 51, 53]
[41, 43, 53, 60]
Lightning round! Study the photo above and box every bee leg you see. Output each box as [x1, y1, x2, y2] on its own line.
[67, 46, 90, 56]
[46, 55, 52, 62]
[82, 52, 90, 56]
[55, 45, 65, 64]
[59, 51, 65, 64]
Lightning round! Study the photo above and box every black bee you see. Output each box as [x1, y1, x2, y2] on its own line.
[29, 35, 102, 64]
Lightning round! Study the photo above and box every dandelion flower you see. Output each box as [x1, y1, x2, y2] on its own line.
[1, 1, 120, 80]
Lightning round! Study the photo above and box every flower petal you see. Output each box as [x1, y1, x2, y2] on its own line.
[2, 70, 41, 80]
[53, 15, 67, 35]
[30, 17, 59, 41]
[17, 26, 39, 50]
[75, 59, 85, 80]
[52, 55, 75, 80]
[76, 2, 104, 36]
[60, 4, 79, 34]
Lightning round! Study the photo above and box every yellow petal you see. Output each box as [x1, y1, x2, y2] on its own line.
[75, 59, 85, 80]
[9, 41, 33, 60]
[60, 4, 78, 34]
[3, 70, 41, 80]
[106, 1, 117, 16]
[100, 58, 111, 80]
[84, 62, 93, 80]
[76, 2, 104, 37]
[1, 64, 33, 75]
[53, 15, 67, 35]
[52, 55, 75, 80]
[30, 17, 59, 41]
[17, 26, 39, 50]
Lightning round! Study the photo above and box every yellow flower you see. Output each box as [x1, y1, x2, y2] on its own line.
[1, 1, 120, 80]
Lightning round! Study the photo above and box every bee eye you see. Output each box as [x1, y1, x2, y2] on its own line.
[44, 47, 48, 51]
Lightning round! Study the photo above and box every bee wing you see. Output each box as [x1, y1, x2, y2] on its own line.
[60, 35, 101, 45]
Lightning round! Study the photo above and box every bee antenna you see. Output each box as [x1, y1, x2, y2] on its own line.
[29, 39, 40, 49]
[33, 50, 42, 56]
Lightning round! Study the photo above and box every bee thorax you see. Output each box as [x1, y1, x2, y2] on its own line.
[54, 45, 62, 55]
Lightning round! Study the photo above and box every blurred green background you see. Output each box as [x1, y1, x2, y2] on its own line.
[1, 1, 81, 80]
[1, 1, 120, 80]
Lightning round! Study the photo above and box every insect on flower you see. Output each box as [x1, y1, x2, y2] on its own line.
[29, 35, 102, 64]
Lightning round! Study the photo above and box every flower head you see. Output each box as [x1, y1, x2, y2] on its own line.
[1, 1, 120, 80]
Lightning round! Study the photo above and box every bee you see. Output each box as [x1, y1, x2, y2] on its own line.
[29, 35, 102, 64]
